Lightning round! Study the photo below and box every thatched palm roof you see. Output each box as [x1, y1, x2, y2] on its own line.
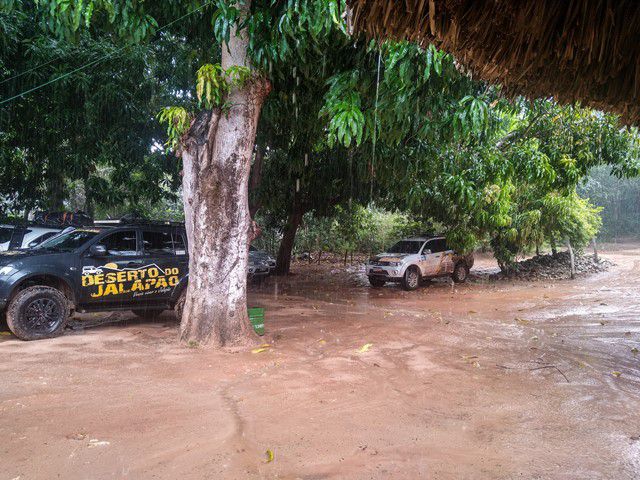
[347, 0, 640, 124]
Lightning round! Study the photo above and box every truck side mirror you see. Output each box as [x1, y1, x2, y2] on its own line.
[424, 249, 432, 254]
[90, 244, 107, 257]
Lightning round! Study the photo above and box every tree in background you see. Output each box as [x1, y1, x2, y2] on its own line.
[0, 2, 197, 217]
[580, 164, 640, 239]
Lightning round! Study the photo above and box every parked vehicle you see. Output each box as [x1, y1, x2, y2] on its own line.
[366, 235, 474, 290]
[0, 224, 64, 251]
[0, 211, 94, 252]
[0, 220, 269, 340]
[249, 245, 276, 273]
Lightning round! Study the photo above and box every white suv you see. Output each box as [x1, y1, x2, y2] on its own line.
[0, 224, 63, 251]
[366, 236, 474, 290]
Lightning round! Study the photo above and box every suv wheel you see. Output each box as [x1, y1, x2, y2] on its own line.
[7, 286, 70, 340]
[401, 266, 421, 291]
[132, 308, 165, 319]
[452, 263, 469, 283]
[368, 276, 386, 288]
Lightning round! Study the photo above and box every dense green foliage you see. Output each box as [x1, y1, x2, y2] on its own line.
[0, 0, 217, 216]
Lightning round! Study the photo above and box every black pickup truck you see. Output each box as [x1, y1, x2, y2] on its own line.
[0, 222, 270, 340]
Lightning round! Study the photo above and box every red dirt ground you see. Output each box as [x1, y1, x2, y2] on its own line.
[1, 244, 639, 479]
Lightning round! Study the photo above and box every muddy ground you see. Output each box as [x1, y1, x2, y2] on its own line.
[1, 243, 640, 479]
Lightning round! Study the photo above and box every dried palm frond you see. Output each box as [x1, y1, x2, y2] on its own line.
[347, 0, 640, 124]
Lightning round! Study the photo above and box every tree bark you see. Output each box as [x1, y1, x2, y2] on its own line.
[566, 240, 576, 279]
[274, 203, 303, 276]
[47, 165, 65, 211]
[249, 143, 264, 218]
[83, 176, 94, 217]
[550, 235, 557, 256]
[591, 238, 599, 263]
[178, 13, 270, 347]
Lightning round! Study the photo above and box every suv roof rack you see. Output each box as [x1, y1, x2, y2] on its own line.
[31, 211, 94, 228]
[93, 218, 185, 227]
[120, 219, 185, 227]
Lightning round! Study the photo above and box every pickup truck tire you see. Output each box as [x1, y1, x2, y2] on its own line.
[7, 286, 70, 340]
[452, 262, 469, 283]
[368, 276, 386, 288]
[132, 308, 165, 319]
[402, 266, 421, 291]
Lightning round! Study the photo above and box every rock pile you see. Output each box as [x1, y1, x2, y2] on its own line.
[493, 252, 613, 281]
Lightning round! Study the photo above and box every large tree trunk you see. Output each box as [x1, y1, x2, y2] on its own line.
[274, 203, 304, 276]
[249, 143, 264, 218]
[550, 235, 558, 256]
[47, 165, 65, 211]
[178, 14, 270, 347]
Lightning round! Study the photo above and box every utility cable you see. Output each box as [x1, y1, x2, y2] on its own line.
[0, 1, 214, 107]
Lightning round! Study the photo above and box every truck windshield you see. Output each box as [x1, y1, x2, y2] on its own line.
[387, 241, 424, 254]
[37, 229, 100, 252]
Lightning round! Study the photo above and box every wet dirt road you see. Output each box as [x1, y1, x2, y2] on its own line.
[1, 245, 639, 479]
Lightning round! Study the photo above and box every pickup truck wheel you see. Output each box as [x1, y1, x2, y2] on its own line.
[132, 308, 165, 319]
[368, 276, 386, 288]
[402, 266, 421, 291]
[7, 286, 70, 340]
[452, 262, 469, 283]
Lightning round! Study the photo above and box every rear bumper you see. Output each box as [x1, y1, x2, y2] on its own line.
[248, 266, 270, 277]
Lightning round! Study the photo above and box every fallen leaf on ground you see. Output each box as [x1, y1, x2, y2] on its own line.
[252, 347, 270, 354]
[0, 331, 12, 336]
[264, 449, 274, 463]
[515, 318, 530, 325]
[88, 439, 110, 447]
[461, 355, 480, 367]
[612, 371, 622, 377]
[357, 343, 373, 353]
[318, 339, 326, 345]
[632, 347, 638, 355]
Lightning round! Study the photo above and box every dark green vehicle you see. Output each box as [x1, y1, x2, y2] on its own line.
[0, 220, 272, 341]
[0, 222, 190, 340]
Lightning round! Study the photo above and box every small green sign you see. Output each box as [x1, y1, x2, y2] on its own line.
[248, 307, 265, 336]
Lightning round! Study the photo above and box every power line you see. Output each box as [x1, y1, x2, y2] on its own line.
[0, 54, 67, 86]
[0, 1, 214, 107]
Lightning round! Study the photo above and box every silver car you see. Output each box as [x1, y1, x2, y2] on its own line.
[366, 236, 474, 290]
[249, 245, 276, 274]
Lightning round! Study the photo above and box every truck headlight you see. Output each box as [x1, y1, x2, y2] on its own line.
[389, 262, 401, 267]
[0, 266, 16, 276]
